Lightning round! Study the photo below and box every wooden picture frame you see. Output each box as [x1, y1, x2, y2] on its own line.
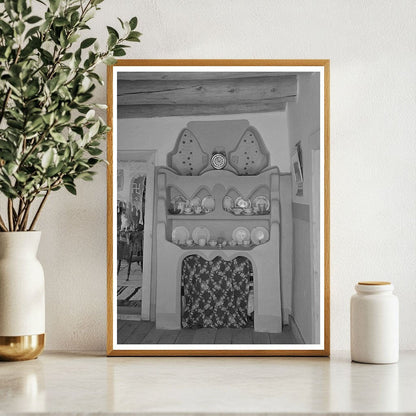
[107, 60, 330, 356]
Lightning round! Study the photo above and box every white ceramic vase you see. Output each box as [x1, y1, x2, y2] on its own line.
[0, 231, 45, 360]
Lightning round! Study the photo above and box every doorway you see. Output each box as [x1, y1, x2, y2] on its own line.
[117, 150, 155, 321]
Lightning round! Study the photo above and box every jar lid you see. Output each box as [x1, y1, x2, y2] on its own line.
[355, 281, 394, 294]
[358, 281, 391, 285]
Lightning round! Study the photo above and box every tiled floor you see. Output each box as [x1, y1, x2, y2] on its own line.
[117, 320, 300, 344]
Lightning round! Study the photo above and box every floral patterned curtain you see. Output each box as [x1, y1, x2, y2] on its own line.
[181, 255, 252, 329]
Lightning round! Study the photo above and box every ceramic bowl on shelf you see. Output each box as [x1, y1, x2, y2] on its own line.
[235, 197, 251, 209]
[198, 238, 207, 247]
[208, 240, 217, 247]
[232, 208, 243, 215]
[168, 206, 181, 215]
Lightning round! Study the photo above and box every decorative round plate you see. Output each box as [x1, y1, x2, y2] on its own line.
[251, 227, 269, 244]
[222, 195, 234, 211]
[252, 196, 270, 212]
[190, 197, 201, 208]
[201, 195, 215, 212]
[232, 226, 250, 243]
[172, 226, 190, 243]
[211, 153, 227, 170]
[192, 226, 211, 244]
[234, 197, 251, 209]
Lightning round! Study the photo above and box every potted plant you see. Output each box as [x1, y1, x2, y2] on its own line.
[0, 0, 140, 360]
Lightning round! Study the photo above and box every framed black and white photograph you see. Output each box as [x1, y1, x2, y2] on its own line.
[107, 60, 330, 356]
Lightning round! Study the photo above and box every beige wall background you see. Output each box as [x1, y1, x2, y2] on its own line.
[35, 0, 416, 351]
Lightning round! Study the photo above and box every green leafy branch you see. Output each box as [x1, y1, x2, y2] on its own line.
[0, 0, 141, 231]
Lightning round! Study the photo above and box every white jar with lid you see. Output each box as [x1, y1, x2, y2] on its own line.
[350, 281, 399, 364]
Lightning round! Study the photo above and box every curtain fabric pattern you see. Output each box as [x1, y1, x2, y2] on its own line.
[181, 255, 252, 328]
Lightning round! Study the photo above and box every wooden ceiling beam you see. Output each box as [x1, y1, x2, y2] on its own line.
[117, 101, 287, 119]
[117, 75, 297, 106]
[118, 72, 301, 81]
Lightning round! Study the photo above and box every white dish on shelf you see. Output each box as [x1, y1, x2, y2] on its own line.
[172, 226, 190, 244]
[222, 195, 234, 211]
[192, 226, 210, 244]
[234, 197, 251, 209]
[201, 195, 215, 212]
[251, 227, 269, 244]
[232, 226, 250, 243]
[252, 196, 270, 212]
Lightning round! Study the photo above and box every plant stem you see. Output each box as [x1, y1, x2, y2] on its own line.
[0, 88, 12, 125]
[0, 214, 8, 232]
[7, 199, 14, 231]
[29, 190, 50, 231]
[20, 200, 33, 231]
[14, 199, 27, 231]
[14, 199, 23, 230]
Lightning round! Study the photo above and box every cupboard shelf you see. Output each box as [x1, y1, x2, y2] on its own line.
[167, 213, 271, 220]
[167, 239, 271, 251]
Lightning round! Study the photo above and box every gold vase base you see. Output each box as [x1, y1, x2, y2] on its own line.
[0, 334, 45, 361]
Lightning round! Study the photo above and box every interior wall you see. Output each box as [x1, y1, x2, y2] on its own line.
[31, 0, 416, 351]
[118, 112, 290, 171]
[287, 73, 320, 343]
